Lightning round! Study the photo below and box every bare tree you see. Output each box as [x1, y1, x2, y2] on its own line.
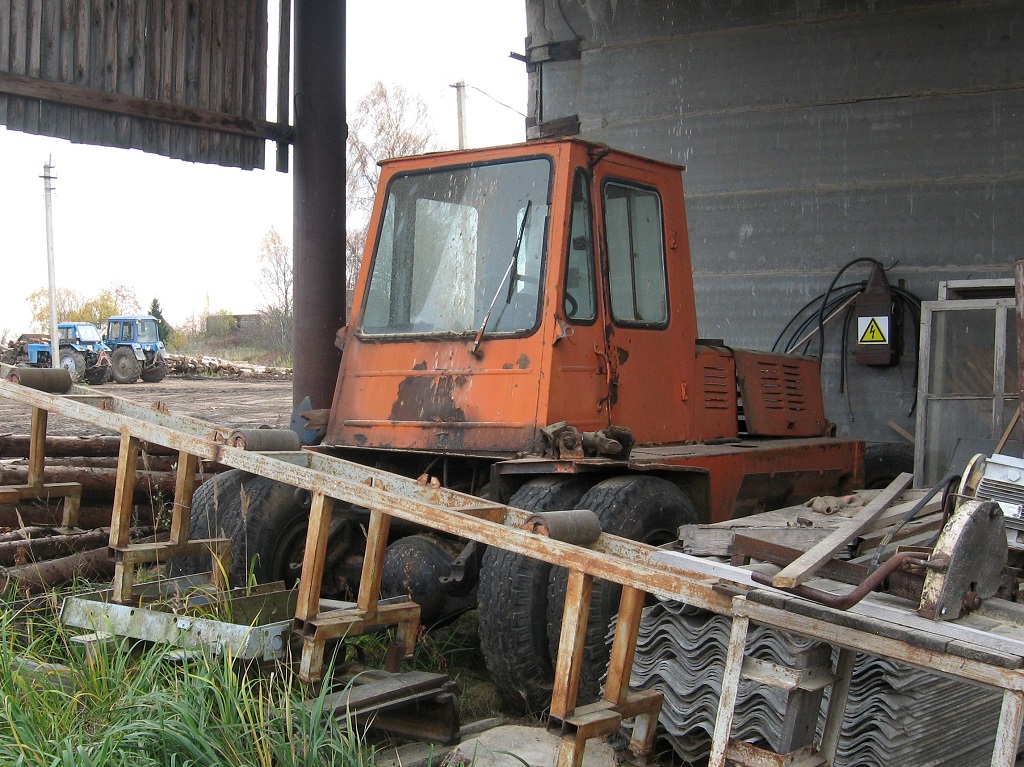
[256, 227, 293, 355]
[346, 82, 440, 309]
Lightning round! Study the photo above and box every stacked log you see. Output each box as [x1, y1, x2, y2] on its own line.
[165, 353, 291, 378]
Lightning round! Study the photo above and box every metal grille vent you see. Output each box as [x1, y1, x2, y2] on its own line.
[702, 364, 731, 410]
[753, 361, 809, 412]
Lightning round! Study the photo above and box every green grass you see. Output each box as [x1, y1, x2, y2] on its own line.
[0, 607, 376, 767]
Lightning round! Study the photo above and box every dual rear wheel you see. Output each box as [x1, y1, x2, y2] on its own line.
[477, 474, 696, 714]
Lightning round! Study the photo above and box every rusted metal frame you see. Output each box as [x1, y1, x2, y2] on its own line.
[736, 596, 1024, 693]
[708, 607, 751, 767]
[0, 378, 734, 613]
[725, 742, 825, 767]
[751, 551, 926, 610]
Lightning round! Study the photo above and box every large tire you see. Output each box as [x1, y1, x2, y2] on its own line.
[863, 442, 915, 489]
[547, 475, 696, 705]
[168, 470, 309, 587]
[59, 350, 86, 382]
[477, 476, 592, 715]
[141, 357, 168, 383]
[111, 347, 142, 384]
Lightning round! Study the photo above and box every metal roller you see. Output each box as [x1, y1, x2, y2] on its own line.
[522, 509, 602, 545]
[6, 367, 73, 393]
[227, 428, 302, 452]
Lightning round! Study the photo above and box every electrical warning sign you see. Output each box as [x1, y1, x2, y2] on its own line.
[857, 316, 889, 344]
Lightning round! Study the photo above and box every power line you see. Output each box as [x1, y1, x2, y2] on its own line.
[466, 84, 524, 117]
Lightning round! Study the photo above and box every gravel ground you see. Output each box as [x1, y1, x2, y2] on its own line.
[0, 376, 294, 437]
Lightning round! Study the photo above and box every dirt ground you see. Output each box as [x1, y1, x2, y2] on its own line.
[0, 376, 294, 437]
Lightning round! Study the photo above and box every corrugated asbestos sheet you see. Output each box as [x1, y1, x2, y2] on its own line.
[0, 0, 268, 170]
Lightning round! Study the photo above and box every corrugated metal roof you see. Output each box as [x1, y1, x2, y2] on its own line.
[0, 0, 271, 170]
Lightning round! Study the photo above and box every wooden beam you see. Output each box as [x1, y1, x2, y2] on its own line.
[772, 473, 913, 589]
[0, 70, 293, 142]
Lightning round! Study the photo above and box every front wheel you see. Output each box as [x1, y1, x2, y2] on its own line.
[59, 350, 86, 382]
[111, 347, 142, 384]
[141, 357, 168, 383]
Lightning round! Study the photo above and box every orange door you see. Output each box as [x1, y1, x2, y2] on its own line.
[545, 166, 611, 432]
[592, 157, 698, 445]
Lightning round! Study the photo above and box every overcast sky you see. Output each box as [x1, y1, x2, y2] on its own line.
[0, 1, 528, 338]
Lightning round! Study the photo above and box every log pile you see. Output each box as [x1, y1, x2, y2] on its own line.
[165, 353, 291, 378]
[0, 432, 218, 593]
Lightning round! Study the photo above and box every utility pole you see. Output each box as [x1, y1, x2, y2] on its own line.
[41, 159, 59, 369]
[451, 81, 468, 149]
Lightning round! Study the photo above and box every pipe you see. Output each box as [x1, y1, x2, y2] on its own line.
[292, 0, 347, 411]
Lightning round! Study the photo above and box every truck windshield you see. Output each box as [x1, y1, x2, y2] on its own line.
[360, 158, 550, 337]
[137, 320, 160, 343]
[76, 325, 101, 342]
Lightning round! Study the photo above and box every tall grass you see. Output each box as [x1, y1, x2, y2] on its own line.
[0, 608, 375, 767]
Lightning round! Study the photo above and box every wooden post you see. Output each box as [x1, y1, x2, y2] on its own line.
[169, 452, 199, 546]
[109, 430, 140, 603]
[550, 569, 594, 720]
[295, 491, 334, 621]
[708, 608, 750, 767]
[603, 585, 645, 706]
[28, 407, 48, 487]
[357, 507, 392, 617]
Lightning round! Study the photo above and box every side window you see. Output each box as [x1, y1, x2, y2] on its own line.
[122, 324, 134, 341]
[108, 322, 120, 341]
[564, 170, 597, 322]
[603, 182, 668, 325]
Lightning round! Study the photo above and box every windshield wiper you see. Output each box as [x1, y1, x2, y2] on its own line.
[470, 199, 532, 358]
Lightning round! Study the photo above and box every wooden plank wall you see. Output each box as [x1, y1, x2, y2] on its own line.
[0, 0, 268, 170]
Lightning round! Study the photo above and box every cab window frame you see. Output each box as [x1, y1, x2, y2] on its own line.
[600, 177, 670, 329]
[563, 168, 599, 326]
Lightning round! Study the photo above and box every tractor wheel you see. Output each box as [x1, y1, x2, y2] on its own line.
[477, 476, 593, 715]
[546, 475, 696, 705]
[59, 350, 86, 382]
[168, 471, 364, 598]
[141, 357, 168, 383]
[111, 347, 142, 384]
[168, 471, 310, 586]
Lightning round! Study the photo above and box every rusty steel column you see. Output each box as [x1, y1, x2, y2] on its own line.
[292, 0, 346, 410]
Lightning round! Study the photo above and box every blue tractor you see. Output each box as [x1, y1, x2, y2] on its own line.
[0, 323, 112, 384]
[105, 315, 169, 384]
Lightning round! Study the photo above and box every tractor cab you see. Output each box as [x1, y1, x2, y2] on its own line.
[328, 139, 730, 457]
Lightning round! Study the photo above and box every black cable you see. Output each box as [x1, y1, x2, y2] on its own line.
[867, 472, 959, 574]
[781, 285, 864, 354]
[771, 282, 866, 352]
[817, 258, 886, 360]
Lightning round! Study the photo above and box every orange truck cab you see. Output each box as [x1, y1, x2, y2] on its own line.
[325, 138, 861, 522]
